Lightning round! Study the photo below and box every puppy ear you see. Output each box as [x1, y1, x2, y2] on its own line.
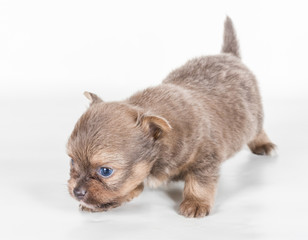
[83, 91, 103, 105]
[137, 113, 172, 140]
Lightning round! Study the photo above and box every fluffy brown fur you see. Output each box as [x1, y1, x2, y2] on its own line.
[67, 17, 275, 218]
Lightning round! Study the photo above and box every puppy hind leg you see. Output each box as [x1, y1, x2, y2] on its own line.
[248, 130, 276, 156]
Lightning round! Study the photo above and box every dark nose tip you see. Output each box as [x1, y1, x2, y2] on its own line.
[73, 186, 87, 200]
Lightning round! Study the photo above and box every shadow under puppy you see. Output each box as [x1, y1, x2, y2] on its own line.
[67, 17, 275, 218]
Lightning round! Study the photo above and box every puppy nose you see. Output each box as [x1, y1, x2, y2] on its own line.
[73, 187, 87, 199]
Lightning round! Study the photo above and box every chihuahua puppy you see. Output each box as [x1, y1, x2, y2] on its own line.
[67, 17, 275, 218]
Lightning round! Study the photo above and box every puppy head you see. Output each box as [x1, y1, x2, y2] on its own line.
[67, 92, 171, 211]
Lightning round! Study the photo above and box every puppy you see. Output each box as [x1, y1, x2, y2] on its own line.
[67, 17, 275, 218]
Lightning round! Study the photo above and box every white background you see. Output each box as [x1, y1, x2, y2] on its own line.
[1, 0, 308, 239]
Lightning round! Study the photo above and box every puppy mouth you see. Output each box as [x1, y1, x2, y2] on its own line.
[97, 201, 120, 210]
[79, 200, 120, 212]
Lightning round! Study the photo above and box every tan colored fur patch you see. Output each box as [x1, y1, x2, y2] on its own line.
[179, 174, 217, 217]
[120, 161, 152, 194]
[184, 174, 216, 206]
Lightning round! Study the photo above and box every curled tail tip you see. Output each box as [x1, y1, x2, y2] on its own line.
[222, 16, 241, 58]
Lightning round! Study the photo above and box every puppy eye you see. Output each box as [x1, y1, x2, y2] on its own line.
[71, 159, 74, 166]
[98, 167, 114, 178]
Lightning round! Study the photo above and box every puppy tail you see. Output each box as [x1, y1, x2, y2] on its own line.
[221, 16, 241, 58]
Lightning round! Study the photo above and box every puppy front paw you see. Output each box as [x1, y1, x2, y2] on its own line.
[179, 199, 211, 218]
[124, 183, 144, 202]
